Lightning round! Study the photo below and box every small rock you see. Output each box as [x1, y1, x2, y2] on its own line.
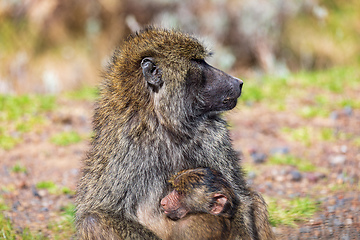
[299, 227, 310, 233]
[341, 234, 350, 240]
[345, 218, 353, 225]
[40, 207, 49, 212]
[343, 106, 352, 116]
[290, 170, 302, 182]
[12, 201, 21, 211]
[334, 218, 344, 227]
[250, 152, 267, 164]
[38, 189, 47, 197]
[270, 147, 290, 155]
[265, 182, 273, 189]
[327, 206, 336, 213]
[329, 155, 346, 165]
[247, 171, 256, 179]
[306, 173, 318, 183]
[275, 175, 285, 182]
[340, 145, 348, 153]
[32, 186, 41, 198]
[330, 111, 338, 120]
[288, 193, 300, 198]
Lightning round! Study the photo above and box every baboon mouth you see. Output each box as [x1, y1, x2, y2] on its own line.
[223, 97, 236, 104]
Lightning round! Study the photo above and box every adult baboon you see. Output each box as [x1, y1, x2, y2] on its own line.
[161, 168, 238, 240]
[76, 27, 274, 239]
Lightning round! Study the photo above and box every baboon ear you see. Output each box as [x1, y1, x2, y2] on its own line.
[141, 57, 163, 90]
[210, 193, 227, 215]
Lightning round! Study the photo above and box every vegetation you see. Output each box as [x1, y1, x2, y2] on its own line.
[64, 87, 98, 101]
[36, 181, 74, 195]
[11, 162, 27, 174]
[268, 197, 319, 227]
[48, 204, 76, 240]
[50, 131, 82, 146]
[0, 95, 55, 150]
[268, 154, 317, 172]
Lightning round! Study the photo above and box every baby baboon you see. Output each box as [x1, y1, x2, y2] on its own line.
[76, 27, 274, 240]
[161, 168, 238, 240]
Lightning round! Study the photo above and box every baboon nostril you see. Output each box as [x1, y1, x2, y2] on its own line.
[223, 98, 230, 104]
[238, 79, 243, 87]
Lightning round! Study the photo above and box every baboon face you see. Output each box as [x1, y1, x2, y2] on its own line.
[161, 168, 235, 221]
[141, 57, 243, 117]
[186, 59, 243, 115]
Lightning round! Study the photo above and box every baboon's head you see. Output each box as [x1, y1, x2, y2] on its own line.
[161, 168, 238, 220]
[103, 27, 242, 127]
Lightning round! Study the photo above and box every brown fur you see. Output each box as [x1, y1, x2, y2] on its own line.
[75, 27, 274, 240]
[162, 168, 237, 240]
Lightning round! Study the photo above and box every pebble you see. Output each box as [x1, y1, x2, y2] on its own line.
[288, 193, 300, 198]
[265, 182, 273, 189]
[270, 147, 290, 155]
[40, 207, 49, 212]
[343, 106, 352, 116]
[247, 171, 256, 179]
[340, 145, 348, 153]
[334, 218, 344, 227]
[290, 170, 302, 182]
[31, 186, 41, 198]
[330, 111, 338, 120]
[327, 206, 336, 213]
[341, 234, 350, 240]
[12, 201, 21, 211]
[250, 152, 267, 164]
[345, 218, 353, 225]
[329, 155, 346, 165]
[38, 189, 47, 198]
[275, 175, 285, 182]
[306, 173, 318, 183]
[299, 227, 311, 233]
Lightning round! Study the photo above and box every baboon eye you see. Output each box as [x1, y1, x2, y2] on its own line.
[192, 59, 205, 64]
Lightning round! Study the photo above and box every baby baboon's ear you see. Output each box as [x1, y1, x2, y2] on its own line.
[141, 57, 163, 91]
[210, 193, 228, 215]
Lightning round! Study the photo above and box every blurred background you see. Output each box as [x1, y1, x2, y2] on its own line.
[1, 0, 359, 94]
[1, 0, 360, 239]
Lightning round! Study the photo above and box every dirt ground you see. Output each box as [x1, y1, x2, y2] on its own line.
[1, 95, 359, 239]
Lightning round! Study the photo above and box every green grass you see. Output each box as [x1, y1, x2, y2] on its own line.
[0, 198, 48, 239]
[267, 197, 319, 227]
[0, 95, 55, 121]
[239, 66, 360, 119]
[11, 163, 27, 174]
[50, 131, 82, 146]
[36, 181, 75, 195]
[281, 126, 336, 146]
[338, 98, 360, 109]
[0, 132, 21, 150]
[0, 197, 75, 239]
[65, 87, 98, 100]
[354, 137, 360, 147]
[268, 154, 317, 172]
[297, 105, 330, 119]
[48, 204, 76, 240]
[0, 94, 56, 150]
[36, 181, 58, 194]
[281, 127, 313, 147]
